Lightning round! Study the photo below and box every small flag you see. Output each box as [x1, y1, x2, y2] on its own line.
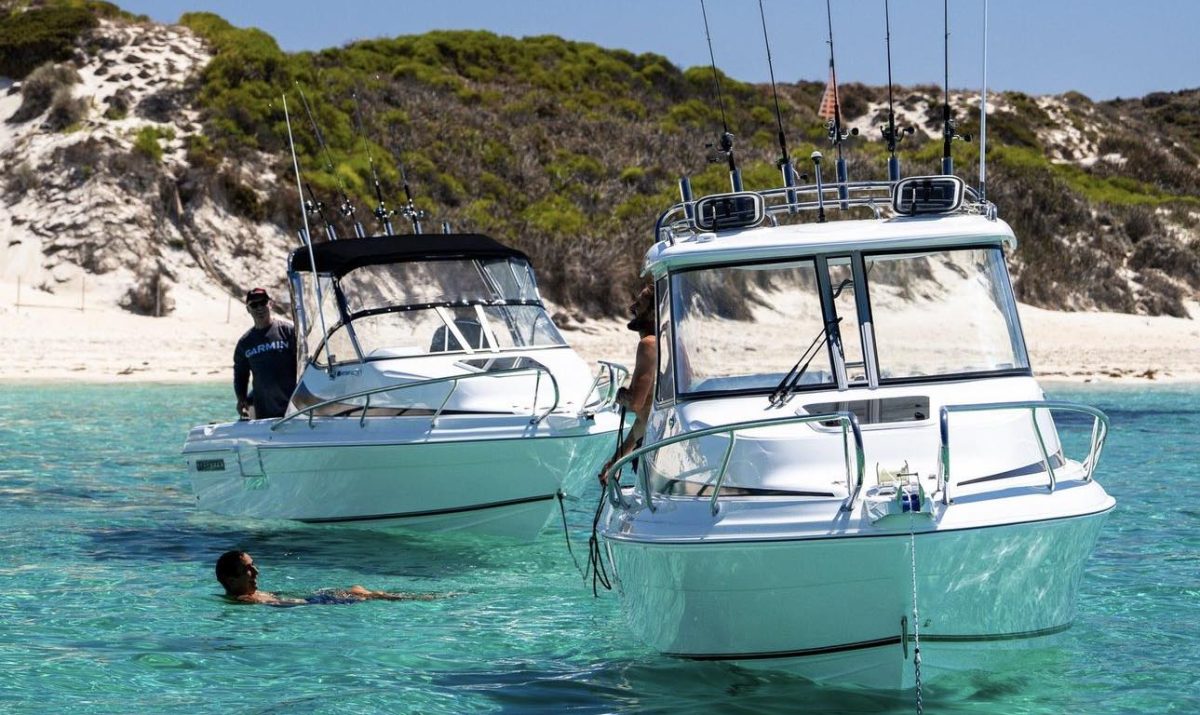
[818, 65, 839, 121]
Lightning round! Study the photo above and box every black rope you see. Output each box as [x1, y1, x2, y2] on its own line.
[556, 490, 584, 577]
[582, 405, 626, 597]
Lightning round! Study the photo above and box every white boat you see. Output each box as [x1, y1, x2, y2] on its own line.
[597, 175, 1113, 689]
[183, 233, 624, 540]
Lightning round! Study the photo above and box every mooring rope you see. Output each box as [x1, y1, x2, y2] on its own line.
[908, 505, 924, 714]
[575, 405, 625, 596]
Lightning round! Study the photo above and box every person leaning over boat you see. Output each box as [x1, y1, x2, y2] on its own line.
[214, 550, 439, 606]
[598, 285, 657, 485]
[233, 288, 297, 420]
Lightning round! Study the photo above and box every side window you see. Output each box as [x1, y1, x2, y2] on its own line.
[655, 276, 675, 403]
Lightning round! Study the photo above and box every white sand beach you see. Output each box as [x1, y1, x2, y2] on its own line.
[1, 277, 1196, 386]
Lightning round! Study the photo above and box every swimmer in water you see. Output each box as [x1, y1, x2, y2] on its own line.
[215, 550, 438, 606]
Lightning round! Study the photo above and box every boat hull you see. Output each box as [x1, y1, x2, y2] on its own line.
[184, 412, 619, 541]
[603, 504, 1111, 689]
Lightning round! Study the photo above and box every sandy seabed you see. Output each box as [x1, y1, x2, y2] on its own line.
[1, 280, 1197, 392]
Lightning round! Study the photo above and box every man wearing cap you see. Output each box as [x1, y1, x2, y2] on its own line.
[233, 288, 297, 419]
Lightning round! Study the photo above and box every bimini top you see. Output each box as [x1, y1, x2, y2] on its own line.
[288, 233, 528, 277]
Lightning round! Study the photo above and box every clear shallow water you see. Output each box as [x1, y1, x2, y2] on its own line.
[0, 382, 1196, 714]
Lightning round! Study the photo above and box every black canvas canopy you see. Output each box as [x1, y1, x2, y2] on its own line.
[288, 234, 528, 277]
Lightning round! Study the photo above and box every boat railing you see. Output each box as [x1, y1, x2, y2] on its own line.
[939, 400, 1109, 505]
[271, 366, 561, 432]
[604, 411, 865, 515]
[655, 180, 993, 245]
[581, 360, 630, 413]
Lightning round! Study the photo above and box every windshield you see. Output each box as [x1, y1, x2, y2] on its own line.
[866, 247, 1028, 379]
[669, 246, 1028, 396]
[295, 257, 565, 365]
[672, 260, 835, 395]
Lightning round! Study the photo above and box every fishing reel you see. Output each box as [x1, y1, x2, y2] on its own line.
[705, 131, 736, 166]
[943, 116, 972, 144]
[373, 202, 395, 223]
[304, 196, 325, 218]
[400, 200, 426, 223]
[880, 120, 915, 150]
[827, 120, 858, 146]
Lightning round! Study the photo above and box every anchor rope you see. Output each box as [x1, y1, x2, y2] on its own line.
[580, 405, 626, 596]
[556, 490, 584, 577]
[908, 506, 924, 714]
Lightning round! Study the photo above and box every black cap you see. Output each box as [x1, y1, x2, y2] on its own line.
[245, 288, 270, 305]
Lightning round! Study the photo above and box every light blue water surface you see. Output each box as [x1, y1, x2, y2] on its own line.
[0, 383, 1196, 714]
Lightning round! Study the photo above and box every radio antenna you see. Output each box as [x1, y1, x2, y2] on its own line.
[880, 0, 913, 182]
[941, 0, 971, 176]
[282, 93, 333, 369]
[824, 0, 857, 209]
[700, 0, 740, 191]
[979, 0, 989, 202]
[297, 84, 365, 238]
[351, 89, 395, 235]
[757, 0, 799, 206]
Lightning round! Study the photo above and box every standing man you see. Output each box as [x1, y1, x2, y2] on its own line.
[234, 288, 297, 419]
[598, 285, 657, 485]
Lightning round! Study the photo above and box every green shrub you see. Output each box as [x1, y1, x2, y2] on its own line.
[132, 125, 174, 162]
[0, 6, 97, 79]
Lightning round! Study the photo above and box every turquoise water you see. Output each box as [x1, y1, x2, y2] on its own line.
[0, 382, 1196, 714]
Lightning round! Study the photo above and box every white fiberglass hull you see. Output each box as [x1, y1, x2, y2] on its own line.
[601, 482, 1113, 689]
[184, 410, 619, 541]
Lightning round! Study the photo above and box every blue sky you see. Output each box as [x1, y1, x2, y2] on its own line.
[118, 0, 1198, 101]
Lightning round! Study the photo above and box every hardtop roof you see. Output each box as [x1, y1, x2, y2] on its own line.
[644, 213, 1016, 276]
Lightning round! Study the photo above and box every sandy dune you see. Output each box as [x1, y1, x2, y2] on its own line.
[1, 277, 1196, 389]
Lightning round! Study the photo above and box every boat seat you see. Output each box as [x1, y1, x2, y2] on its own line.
[430, 319, 486, 353]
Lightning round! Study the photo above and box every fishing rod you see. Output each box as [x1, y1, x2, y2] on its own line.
[303, 180, 338, 243]
[351, 89, 395, 235]
[880, 0, 913, 182]
[941, 0, 971, 176]
[824, 0, 857, 209]
[700, 0, 741, 192]
[351, 91, 393, 235]
[297, 84, 365, 238]
[282, 93, 333, 370]
[757, 0, 801, 208]
[389, 123, 426, 234]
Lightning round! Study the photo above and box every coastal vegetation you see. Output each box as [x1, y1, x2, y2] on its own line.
[2, 4, 1198, 317]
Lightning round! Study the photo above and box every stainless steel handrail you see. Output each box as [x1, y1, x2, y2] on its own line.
[938, 400, 1109, 505]
[604, 411, 865, 515]
[581, 360, 630, 412]
[271, 366, 561, 431]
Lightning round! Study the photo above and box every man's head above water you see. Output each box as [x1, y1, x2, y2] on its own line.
[215, 550, 259, 598]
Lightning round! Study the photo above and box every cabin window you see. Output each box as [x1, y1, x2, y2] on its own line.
[671, 260, 835, 396]
[864, 247, 1029, 380]
[655, 276, 675, 403]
